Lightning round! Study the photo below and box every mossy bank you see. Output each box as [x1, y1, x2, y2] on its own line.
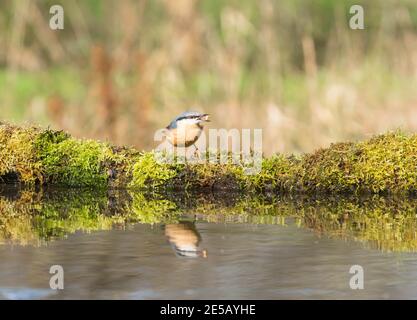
[1, 121, 417, 195]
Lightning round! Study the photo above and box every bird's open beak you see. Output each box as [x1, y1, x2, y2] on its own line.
[201, 114, 210, 122]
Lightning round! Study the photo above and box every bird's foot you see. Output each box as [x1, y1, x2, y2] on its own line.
[191, 146, 201, 162]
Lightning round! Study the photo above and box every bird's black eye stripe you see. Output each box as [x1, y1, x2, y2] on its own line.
[177, 115, 201, 121]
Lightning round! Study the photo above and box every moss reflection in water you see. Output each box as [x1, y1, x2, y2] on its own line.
[0, 187, 417, 252]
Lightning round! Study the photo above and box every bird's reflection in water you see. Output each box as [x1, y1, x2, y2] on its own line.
[164, 221, 207, 258]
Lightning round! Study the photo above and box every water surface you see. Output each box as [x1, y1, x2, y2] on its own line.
[0, 186, 417, 299]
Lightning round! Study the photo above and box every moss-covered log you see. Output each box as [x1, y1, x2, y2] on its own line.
[1, 122, 417, 194]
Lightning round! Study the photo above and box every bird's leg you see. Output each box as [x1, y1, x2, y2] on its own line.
[193, 144, 200, 160]
[179, 147, 188, 164]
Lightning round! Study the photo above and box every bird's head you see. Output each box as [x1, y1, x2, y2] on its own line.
[166, 111, 210, 130]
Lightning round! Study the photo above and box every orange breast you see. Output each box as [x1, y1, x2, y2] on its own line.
[167, 125, 202, 147]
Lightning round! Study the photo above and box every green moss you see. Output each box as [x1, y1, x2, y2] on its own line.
[37, 136, 111, 187]
[2, 122, 417, 194]
[183, 161, 241, 190]
[238, 154, 301, 191]
[0, 123, 141, 188]
[2, 188, 417, 252]
[129, 192, 180, 224]
[129, 152, 181, 189]
[0, 124, 43, 184]
[299, 131, 417, 194]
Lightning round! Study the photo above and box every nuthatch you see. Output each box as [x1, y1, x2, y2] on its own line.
[165, 221, 208, 258]
[163, 111, 210, 152]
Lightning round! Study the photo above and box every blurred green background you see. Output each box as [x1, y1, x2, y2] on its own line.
[1, 0, 417, 154]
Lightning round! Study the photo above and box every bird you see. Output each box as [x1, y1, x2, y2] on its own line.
[165, 221, 208, 258]
[163, 111, 210, 154]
